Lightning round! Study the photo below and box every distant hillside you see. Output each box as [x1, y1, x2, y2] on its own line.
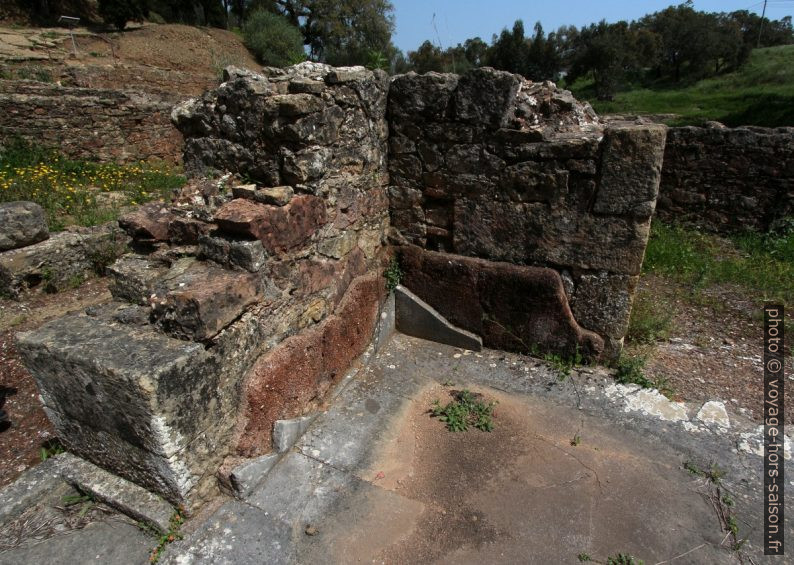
[567, 45, 794, 127]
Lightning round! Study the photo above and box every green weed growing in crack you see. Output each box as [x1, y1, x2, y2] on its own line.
[384, 256, 402, 292]
[577, 553, 591, 562]
[61, 491, 96, 519]
[40, 439, 65, 461]
[543, 347, 584, 380]
[612, 354, 675, 399]
[682, 461, 745, 552]
[146, 508, 185, 564]
[606, 554, 643, 565]
[431, 389, 497, 432]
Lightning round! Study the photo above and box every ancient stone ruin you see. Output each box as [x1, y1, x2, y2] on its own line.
[15, 63, 667, 510]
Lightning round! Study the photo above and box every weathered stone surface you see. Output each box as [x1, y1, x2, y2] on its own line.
[0, 224, 128, 297]
[658, 125, 794, 233]
[272, 415, 317, 453]
[227, 453, 281, 499]
[149, 259, 263, 341]
[395, 285, 483, 351]
[398, 246, 604, 359]
[0, 201, 48, 251]
[107, 254, 168, 305]
[317, 231, 356, 259]
[388, 72, 458, 120]
[236, 274, 383, 456]
[0, 454, 67, 526]
[453, 67, 521, 128]
[16, 311, 227, 507]
[59, 453, 174, 534]
[570, 272, 639, 340]
[198, 233, 266, 272]
[167, 216, 213, 245]
[594, 125, 667, 217]
[0, 81, 183, 164]
[452, 198, 651, 276]
[119, 203, 174, 243]
[214, 196, 326, 254]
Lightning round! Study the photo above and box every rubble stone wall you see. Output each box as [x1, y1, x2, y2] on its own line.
[387, 69, 667, 357]
[657, 125, 794, 233]
[0, 80, 182, 163]
[16, 64, 669, 511]
[17, 63, 391, 508]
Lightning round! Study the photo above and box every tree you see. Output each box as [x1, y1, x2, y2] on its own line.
[463, 37, 488, 67]
[98, 0, 149, 30]
[408, 40, 445, 73]
[242, 8, 305, 66]
[488, 20, 530, 75]
[567, 21, 646, 100]
[242, 0, 394, 66]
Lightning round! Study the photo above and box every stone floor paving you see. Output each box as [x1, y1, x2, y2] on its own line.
[161, 333, 792, 564]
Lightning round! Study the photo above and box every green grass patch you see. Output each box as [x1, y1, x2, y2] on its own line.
[0, 140, 186, 231]
[613, 353, 674, 399]
[567, 45, 794, 126]
[643, 221, 794, 307]
[626, 290, 673, 345]
[431, 389, 497, 432]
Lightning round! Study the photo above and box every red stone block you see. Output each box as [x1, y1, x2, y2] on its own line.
[215, 195, 327, 253]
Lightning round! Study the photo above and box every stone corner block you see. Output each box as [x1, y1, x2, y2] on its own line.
[395, 284, 483, 351]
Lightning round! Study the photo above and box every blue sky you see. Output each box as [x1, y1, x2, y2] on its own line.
[391, 0, 794, 53]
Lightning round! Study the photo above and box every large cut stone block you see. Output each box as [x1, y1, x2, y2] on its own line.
[214, 196, 326, 254]
[593, 125, 667, 218]
[16, 311, 232, 508]
[398, 246, 603, 359]
[149, 258, 264, 341]
[236, 274, 383, 456]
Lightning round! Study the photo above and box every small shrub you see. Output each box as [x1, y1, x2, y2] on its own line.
[17, 66, 53, 83]
[384, 257, 402, 292]
[40, 438, 65, 461]
[98, 0, 148, 30]
[607, 554, 643, 565]
[242, 9, 305, 67]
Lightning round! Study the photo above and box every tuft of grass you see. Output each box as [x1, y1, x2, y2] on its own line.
[40, 438, 65, 461]
[567, 45, 794, 127]
[0, 139, 185, 231]
[626, 290, 672, 345]
[643, 221, 794, 307]
[613, 354, 675, 399]
[543, 347, 584, 380]
[431, 389, 497, 432]
[577, 553, 591, 562]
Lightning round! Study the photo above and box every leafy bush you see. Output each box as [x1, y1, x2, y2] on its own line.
[242, 9, 305, 67]
[98, 0, 148, 30]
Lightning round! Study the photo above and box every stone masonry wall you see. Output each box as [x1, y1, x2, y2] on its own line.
[0, 80, 182, 163]
[17, 62, 391, 509]
[387, 68, 667, 357]
[657, 125, 794, 233]
[16, 64, 667, 512]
